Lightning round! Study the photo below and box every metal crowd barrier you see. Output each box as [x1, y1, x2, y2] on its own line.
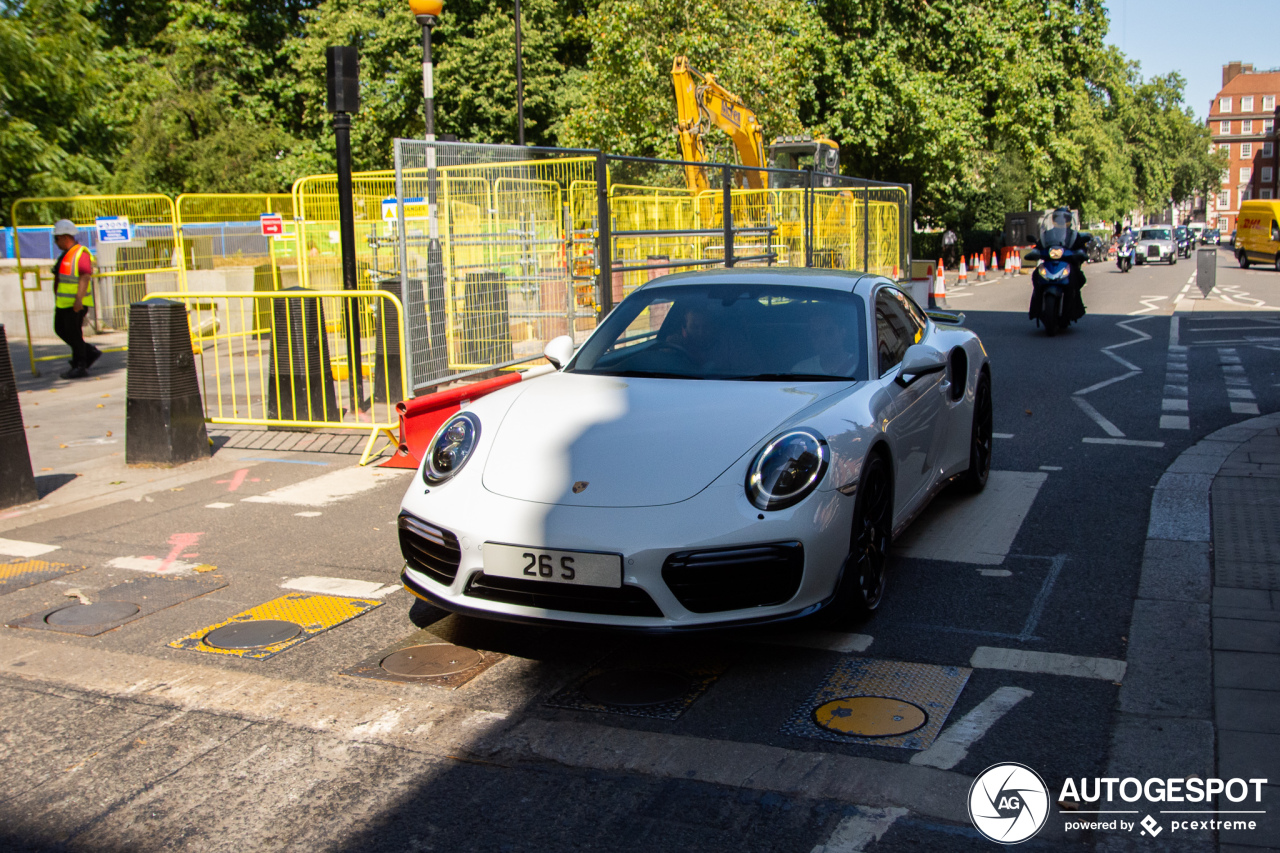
[141, 290, 408, 466]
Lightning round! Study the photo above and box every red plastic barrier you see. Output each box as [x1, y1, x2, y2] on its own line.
[380, 369, 551, 469]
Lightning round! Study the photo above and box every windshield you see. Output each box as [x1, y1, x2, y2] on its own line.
[568, 283, 869, 381]
[1141, 228, 1171, 241]
[1038, 210, 1078, 247]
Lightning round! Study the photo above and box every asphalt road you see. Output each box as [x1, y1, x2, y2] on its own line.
[1, 246, 1277, 852]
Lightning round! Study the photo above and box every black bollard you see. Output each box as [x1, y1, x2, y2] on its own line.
[0, 325, 38, 508]
[372, 280, 405, 404]
[266, 289, 339, 423]
[125, 300, 211, 467]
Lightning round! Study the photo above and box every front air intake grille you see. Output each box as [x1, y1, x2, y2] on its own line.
[464, 574, 663, 617]
[398, 513, 461, 585]
[662, 541, 804, 613]
[1147, 245, 1160, 258]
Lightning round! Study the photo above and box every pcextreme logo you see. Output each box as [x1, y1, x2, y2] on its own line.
[968, 763, 1050, 844]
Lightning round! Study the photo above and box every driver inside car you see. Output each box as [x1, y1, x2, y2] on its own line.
[793, 310, 860, 377]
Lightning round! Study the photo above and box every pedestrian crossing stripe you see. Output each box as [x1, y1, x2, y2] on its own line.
[169, 593, 381, 660]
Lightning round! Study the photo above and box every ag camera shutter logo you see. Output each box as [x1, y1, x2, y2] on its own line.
[968, 763, 1050, 843]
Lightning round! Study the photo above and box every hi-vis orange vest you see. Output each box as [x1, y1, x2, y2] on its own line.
[54, 243, 92, 309]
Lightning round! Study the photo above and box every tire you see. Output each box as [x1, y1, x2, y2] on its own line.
[1170, 253, 1177, 265]
[1274, 253, 1280, 272]
[958, 372, 992, 493]
[836, 452, 893, 616]
[1239, 251, 1251, 269]
[1043, 291, 1060, 336]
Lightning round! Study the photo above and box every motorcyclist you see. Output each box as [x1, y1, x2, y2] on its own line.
[1028, 207, 1088, 324]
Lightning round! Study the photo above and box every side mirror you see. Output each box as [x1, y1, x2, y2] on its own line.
[543, 335, 575, 369]
[898, 344, 947, 385]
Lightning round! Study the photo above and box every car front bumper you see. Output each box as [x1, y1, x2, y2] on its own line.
[397, 476, 857, 630]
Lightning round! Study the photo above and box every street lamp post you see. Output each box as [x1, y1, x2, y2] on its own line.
[409, 0, 448, 378]
[515, 0, 524, 145]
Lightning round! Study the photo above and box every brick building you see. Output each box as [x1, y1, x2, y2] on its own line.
[1208, 62, 1280, 235]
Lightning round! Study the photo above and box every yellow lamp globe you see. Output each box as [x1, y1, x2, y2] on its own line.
[409, 0, 443, 16]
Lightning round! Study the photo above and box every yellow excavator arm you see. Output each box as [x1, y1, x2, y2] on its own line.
[671, 56, 768, 192]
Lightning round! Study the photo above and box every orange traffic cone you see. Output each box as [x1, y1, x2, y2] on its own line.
[958, 256, 968, 285]
[978, 254, 986, 281]
[931, 259, 948, 308]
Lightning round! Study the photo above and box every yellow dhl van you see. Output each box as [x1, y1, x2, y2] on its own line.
[1235, 199, 1280, 270]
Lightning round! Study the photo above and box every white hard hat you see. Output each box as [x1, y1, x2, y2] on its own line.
[53, 219, 78, 236]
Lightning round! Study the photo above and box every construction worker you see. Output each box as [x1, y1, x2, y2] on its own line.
[51, 219, 101, 379]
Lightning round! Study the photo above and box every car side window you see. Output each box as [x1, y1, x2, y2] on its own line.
[875, 288, 922, 377]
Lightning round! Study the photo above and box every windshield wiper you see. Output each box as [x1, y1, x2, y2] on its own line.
[738, 373, 855, 382]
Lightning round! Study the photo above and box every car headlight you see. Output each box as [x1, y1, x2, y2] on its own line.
[424, 412, 480, 484]
[746, 428, 829, 511]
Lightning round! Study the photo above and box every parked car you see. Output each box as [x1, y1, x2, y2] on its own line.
[1135, 227, 1177, 265]
[397, 268, 992, 629]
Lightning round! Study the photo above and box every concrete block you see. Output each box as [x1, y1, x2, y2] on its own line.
[1147, 487, 1211, 542]
[1214, 618, 1280, 654]
[1120, 601, 1212, 717]
[1215, 651, 1280, 691]
[1106, 713, 1214, 781]
[1216, 587, 1277, 610]
[1139, 540, 1211, 603]
[1217, 688, 1280, 733]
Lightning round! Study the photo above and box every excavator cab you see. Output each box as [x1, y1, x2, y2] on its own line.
[768, 135, 841, 189]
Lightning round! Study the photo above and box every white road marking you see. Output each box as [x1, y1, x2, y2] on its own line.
[1227, 388, 1256, 399]
[1221, 364, 1245, 374]
[1073, 397, 1124, 437]
[1163, 383, 1188, 397]
[763, 630, 874, 654]
[1074, 370, 1140, 396]
[1038, 465, 1062, 471]
[811, 806, 909, 853]
[970, 646, 1127, 681]
[0, 538, 60, 558]
[1231, 402, 1261, 415]
[1129, 295, 1167, 316]
[909, 686, 1034, 770]
[979, 569, 1012, 577]
[281, 576, 399, 598]
[1225, 376, 1250, 386]
[1160, 415, 1190, 430]
[241, 467, 408, 507]
[205, 502, 234, 509]
[992, 432, 1014, 439]
[108, 556, 201, 574]
[295, 511, 322, 518]
[1161, 399, 1188, 411]
[894, 471, 1047, 565]
[1082, 437, 1165, 447]
[1169, 315, 1180, 347]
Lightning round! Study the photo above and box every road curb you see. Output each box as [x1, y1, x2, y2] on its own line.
[1108, 411, 1280, 851]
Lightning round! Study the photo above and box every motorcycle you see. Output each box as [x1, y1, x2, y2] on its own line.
[1116, 237, 1135, 273]
[1027, 213, 1087, 336]
[1176, 229, 1193, 259]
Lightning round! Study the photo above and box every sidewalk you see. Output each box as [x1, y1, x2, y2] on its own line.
[1211, 422, 1280, 852]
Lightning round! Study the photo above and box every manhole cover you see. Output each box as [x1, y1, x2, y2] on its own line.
[380, 644, 484, 677]
[203, 619, 302, 649]
[813, 696, 928, 738]
[45, 601, 140, 626]
[581, 669, 690, 707]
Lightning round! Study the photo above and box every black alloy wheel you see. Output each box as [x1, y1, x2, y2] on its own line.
[843, 453, 893, 614]
[959, 374, 992, 493]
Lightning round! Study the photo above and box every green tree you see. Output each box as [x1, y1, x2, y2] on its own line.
[0, 0, 118, 226]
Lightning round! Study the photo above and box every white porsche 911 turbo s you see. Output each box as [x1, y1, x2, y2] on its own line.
[398, 268, 992, 630]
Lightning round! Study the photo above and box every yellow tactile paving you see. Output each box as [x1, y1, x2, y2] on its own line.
[0, 558, 82, 594]
[784, 657, 971, 749]
[169, 593, 381, 660]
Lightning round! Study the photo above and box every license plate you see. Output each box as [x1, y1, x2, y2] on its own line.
[482, 543, 622, 588]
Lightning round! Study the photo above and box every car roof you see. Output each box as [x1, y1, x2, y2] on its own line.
[633, 266, 885, 294]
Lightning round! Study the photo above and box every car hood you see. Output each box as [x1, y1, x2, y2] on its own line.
[480, 372, 848, 507]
